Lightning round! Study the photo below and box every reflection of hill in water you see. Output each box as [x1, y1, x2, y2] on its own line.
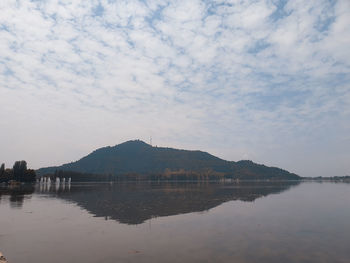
[0, 182, 300, 224]
[51, 182, 299, 225]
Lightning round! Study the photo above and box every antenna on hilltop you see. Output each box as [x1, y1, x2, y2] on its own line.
[150, 136, 152, 146]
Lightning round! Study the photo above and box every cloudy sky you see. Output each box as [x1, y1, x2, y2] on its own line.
[1, 0, 349, 177]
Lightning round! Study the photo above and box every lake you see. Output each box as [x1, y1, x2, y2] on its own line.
[0, 181, 349, 263]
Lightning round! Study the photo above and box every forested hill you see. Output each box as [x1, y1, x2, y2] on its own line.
[37, 140, 300, 180]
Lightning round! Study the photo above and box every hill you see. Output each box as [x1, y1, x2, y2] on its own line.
[37, 140, 300, 180]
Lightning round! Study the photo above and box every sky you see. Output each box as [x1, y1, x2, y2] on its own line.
[0, 0, 349, 177]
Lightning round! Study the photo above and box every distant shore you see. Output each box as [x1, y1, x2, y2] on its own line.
[302, 176, 350, 182]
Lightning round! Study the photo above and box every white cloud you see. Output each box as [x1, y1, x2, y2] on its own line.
[0, 0, 349, 177]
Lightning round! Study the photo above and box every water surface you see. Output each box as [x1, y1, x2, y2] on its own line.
[0, 182, 349, 263]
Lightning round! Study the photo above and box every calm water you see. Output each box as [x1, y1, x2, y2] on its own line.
[0, 181, 349, 263]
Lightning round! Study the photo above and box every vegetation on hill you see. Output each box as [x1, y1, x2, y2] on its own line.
[37, 140, 300, 181]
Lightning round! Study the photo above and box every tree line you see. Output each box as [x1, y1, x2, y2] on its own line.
[0, 161, 36, 183]
[47, 169, 229, 182]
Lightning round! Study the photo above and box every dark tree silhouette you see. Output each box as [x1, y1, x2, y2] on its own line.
[0, 161, 36, 183]
[13, 160, 28, 181]
[0, 163, 4, 177]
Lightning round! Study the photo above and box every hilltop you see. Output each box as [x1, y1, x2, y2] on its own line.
[37, 140, 300, 180]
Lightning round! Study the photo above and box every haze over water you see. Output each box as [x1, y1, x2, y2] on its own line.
[1, 181, 349, 263]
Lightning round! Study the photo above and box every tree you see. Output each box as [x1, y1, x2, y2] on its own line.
[12, 160, 36, 182]
[24, 169, 36, 182]
[0, 163, 4, 177]
[13, 160, 27, 181]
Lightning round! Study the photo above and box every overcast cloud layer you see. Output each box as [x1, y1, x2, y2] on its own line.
[1, 0, 349, 177]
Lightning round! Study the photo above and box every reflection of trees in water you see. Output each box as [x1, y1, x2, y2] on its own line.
[0, 185, 35, 208]
[53, 181, 300, 225]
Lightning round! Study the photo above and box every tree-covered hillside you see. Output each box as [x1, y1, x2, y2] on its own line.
[37, 140, 300, 180]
